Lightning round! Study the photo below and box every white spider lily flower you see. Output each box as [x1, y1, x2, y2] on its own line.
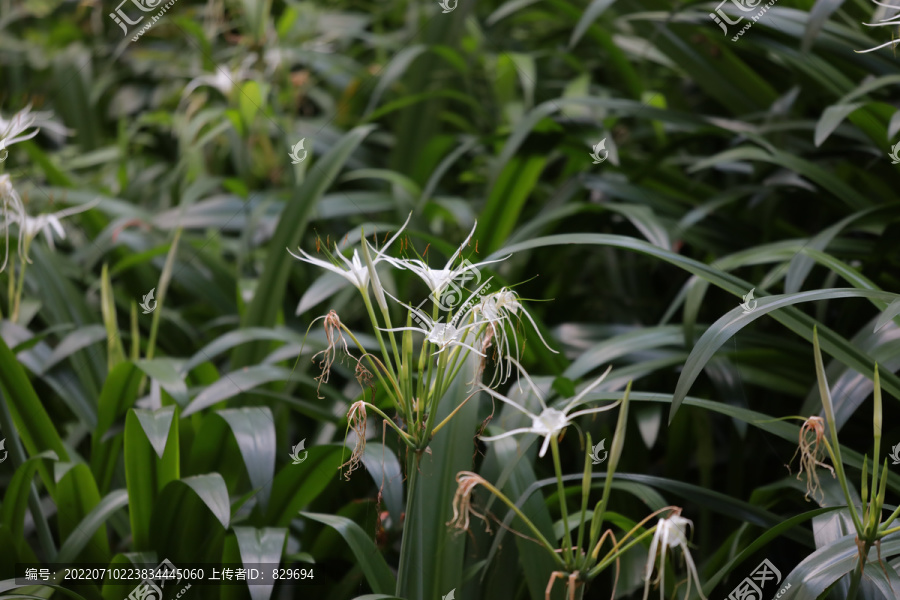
[856, 0, 900, 53]
[479, 361, 615, 457]
[642, 512, 707, 600]
[4, 198, 101, 262]
[0, 175, 27, 272]
[290, 245, 371, 289]
[384, 221, 509, 302]
[288, 213, 411, 297]
[0, 105, 69, 150]
[480, 287, 558, 352]
[471, 287, 559, 386]
[179, 55, 258, 104]
[380, 291, 486, 356]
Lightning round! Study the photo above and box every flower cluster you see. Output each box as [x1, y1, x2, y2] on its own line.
[290, 215, 562, 474]
[292, 218, 708, 600]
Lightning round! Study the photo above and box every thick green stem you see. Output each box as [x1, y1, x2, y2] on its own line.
[421, 349, 449, 445]
[362, 292, 399, 384]
[575, 433, 593, 570]
[846, 551, 867, 600]
[396, 453, 420, 598]
[12, 257, 27, 322]
[823, 438, 865, 534]
[551, 435, 575, 565]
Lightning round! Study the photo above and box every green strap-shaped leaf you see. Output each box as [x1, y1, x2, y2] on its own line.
[396, 354, 481, 599]
[778, 532, 900, 600]
[875, 298, 900, 334]
[361, 443, 404, 528]
[150, 475, 230, 561]
[217, 407, 276, 510]
[125, 407, 179, 550]
[265, 445, 344, 527]
[92, 361, 142, 494]
[233, 124, 377, 368]
[180, 474, 231, 529]
[133, 406, 176, 459]
[671, 289, 899, 422]
[0, 451, 60, 551]
[228, 527, 288, 600]
[301, 512, 395, 595]
[134, 359, 188, 406]
[56, 463, 110, 565]
[55, 489, 128, 565]
[0, 334, 69, 496]
[482, 234, 900, 423]
[182, 365, 294, 417]
[702, 506, 839, 594]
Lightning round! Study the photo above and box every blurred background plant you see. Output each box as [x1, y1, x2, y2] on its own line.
[1, 0, 900, 598]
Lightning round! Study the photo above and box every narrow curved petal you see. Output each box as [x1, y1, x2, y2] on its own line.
[383, 289, 434, 326]
[855, 39, 899, 53]
[375, 211, 412, 259]
[442, 220, 478, 270]
[379, 326, 428, 334]
[433, 340, 486, 357]
[567, 404, 620, 421]
[478, 427, 535, 442]
[564, 365, 613, 412]
[477, 385, 538, 419]
[51, 197, 101, 220]
[504, 357, 547, 410]
[537, 433, 552, 457]
[517, 305, 560, 354]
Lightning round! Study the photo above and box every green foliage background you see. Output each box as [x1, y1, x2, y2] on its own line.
[1, 0, 900, 598]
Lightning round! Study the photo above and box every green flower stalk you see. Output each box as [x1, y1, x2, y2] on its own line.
[795, 328, 899, 600]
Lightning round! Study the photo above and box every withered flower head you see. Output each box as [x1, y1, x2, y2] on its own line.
[312, 310, 351, 398]
[788, 415, 836, 502]
[447, 471, 492, 534]
[340, 401, 368, 480]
